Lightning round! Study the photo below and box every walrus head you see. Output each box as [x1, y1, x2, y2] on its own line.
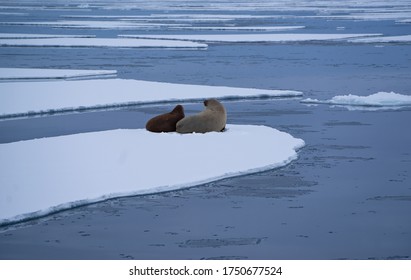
[204, 98, 222, 108]
[203, 98, 225, 112]
[171, 104, 184, 116]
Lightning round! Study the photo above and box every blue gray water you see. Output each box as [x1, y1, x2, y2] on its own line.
[0, 1, 410, 259]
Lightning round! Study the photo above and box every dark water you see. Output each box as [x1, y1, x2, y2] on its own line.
[0, 1, 411, 259]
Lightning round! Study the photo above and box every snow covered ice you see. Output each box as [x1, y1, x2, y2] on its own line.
[0, 78, 302, 119]
[0, 37, 207, 49]
[0, 125, 305, 225]
[119, 33, 382, 43]
[0, 68, 117, 81]
[301, 92, 411, 110]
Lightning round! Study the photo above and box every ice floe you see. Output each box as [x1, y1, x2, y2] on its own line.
[349, 35, 411, 43]
[0, 124, 305, 225]
[0, 78, 302, 119]
[301, 92, 411, 110]
[0, 37, 207, 49]
[90, 0, 411, 14]
[309, 11, 411, 21]
[119, 33, 382, 43]
[0, 68, 117, 81]
[169, 26, 306, 31]
[0, 20, 188, 29]
[0, 33, 96, 39]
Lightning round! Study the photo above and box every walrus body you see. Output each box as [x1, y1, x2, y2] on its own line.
[176, 99, 226, 134]
[145, 105, 185, 133]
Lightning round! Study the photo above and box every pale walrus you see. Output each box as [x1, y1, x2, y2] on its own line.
[145, 105, 185, 133]
[176, 99, 226, 134]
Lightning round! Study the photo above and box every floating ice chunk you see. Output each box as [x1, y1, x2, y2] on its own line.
[148, 14, 279, 19]
[349, 35, 411, 43]
[310, 12, 411, 21]
[0, 33, 95, 39]
[301, 92, 411, 110]
[0, 68, 117, 81]
[0, 12, 28, 16]
[169, 26, 306, 31]
[0, 20, 187, 29]
[0, 125, 305, 225]
[61, 14, 276, 20]
[0, 79, 302, 119]
[0, 37, 207, 49]
[119, 33, 382, 43]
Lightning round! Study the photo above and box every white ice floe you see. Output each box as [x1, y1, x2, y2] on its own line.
[0, 20, 187, 29]
[301, 92, 411, 110]
[0, 79, 302, 118]
[62, 14, 276, 20]
[348, 35, 411, 43]
[0, 37, 207, 49]
[0, 33, 95, 39]
[94, 0, 411, 12]
[310, 11, 411, 21]
[0, 124, 305, 225]
[0, 12, 27, 16]
[169, 26, 306, 31]
[0, 68, 117, 81]
[148, 14, 278, 19]
[119, 33, 382, 43]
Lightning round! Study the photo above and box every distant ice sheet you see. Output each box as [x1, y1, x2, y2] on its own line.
[0, 38, 207, 49]
[0, 33, 95, 39]
[301, 92, 411, 110]
[169, 26, 306, 31]
[119, 33, 382, 43]
[0, 37, 207, 49]
[0, 68, 117, 81]
[0, 79, 302, 119]
[349, 35, 411, 43]
[0, 20, 187, 29]
[0, 125, 305, 225]
[310, 12, 411, 21]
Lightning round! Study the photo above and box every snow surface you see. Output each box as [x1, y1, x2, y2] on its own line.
[0, 79, 302, 118]
[301, 92, 411, 110]
[0, 124, 305, 225]
[0, 68, 117, 81]
[0, 37, 207, 49]
[119, 33, 382, 43]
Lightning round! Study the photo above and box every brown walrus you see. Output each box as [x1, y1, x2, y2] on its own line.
[176, 99, 226, 134]
[145, 105, 185, 133]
